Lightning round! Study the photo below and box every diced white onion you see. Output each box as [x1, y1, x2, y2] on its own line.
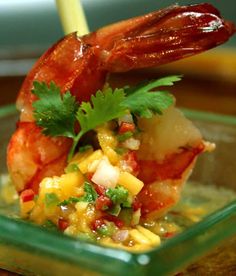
[91, 157, 119, 188]
[112, 230, 129, 242]
[122, 137, 140, 150]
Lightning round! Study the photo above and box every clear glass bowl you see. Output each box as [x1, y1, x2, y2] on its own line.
[0, 105, 236, 276]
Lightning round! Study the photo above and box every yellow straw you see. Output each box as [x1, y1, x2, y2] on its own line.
[56, 0, 89, 36]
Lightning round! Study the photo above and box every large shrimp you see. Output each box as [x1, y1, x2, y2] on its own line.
[7, 4, 235, 218]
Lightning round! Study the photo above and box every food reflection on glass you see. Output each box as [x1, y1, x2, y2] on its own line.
[6, 4, 235, 251]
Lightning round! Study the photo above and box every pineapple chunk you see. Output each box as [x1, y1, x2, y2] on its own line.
[118, 172, 144, 196]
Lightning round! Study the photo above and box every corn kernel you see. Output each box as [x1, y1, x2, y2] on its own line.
[118, 172, 144, 195]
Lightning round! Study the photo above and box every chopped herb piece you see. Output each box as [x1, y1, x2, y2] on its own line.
[96, 221, 116, 237]
[79, 145, 93, 153]
[44, 193, 60, 208]
[107, 204, 122, 216]
[58, 197, 81, 206]
[106, 185, 129, 206]
[80, 182, 98, 202]
[122, 195, 132, 208]
[117, 131, 133, 142]
[115, 147, 127, 155]
[65, 163, 79, 173]
[118, 209, 133, 226]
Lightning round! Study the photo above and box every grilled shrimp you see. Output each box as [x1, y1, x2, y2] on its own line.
[7, 4, 235, 218]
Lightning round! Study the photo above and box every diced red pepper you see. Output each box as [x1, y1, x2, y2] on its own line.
[94, 184, 106, 196]
[95, 195, 112, 211]
[119, 122, 135, 134]
[92, 218, 105, 231]
[132, 197, 142, 211]
[20, 189, 35, 202]
[58, 218, 69, 231]
[124, 151, 140, 175]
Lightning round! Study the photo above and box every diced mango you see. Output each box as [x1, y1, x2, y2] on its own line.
[103, 147, 119, 165]
[136, 226, 161, 246]
[97, 125, 119, 165]
[78, 150, 103, 174]
[71, 148, 94, 163]
[118, 172, 144, 196]
[129, 229, 150, 245]
[60, 171, 85, 198]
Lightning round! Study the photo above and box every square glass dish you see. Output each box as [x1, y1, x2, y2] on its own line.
[0, 104, 236, 276]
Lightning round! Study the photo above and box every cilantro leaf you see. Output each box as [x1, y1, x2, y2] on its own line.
[81, 182, 98, 202]
[106, 185, 129, 205]
[68, 88, 127, 160]
[32, 81, 78, 138]
[122, 76, 182, 118]
[76, 88, 126, 134]
[124, 75, 182, 96]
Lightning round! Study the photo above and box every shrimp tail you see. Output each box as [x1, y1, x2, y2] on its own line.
[84, 3, 235, 72]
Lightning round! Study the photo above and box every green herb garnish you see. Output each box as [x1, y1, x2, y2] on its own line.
[117, 131, 133, 142]
[32, 76, 181, 160]
[58, 196, 81, 206]
[96, 221, 116, 237]
[106, 185, 129, 206]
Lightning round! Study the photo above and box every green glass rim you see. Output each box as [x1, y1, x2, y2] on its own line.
[0, 104, 16, 118]
[0, 200, 236, 275]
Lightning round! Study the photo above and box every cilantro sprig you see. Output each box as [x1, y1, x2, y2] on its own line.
[32, 76, 181, 160]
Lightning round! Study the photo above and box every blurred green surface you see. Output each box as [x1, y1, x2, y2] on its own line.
[0, 0, 235, 58]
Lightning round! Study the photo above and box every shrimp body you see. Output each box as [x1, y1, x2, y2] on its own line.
[7, 4, 235, 218]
